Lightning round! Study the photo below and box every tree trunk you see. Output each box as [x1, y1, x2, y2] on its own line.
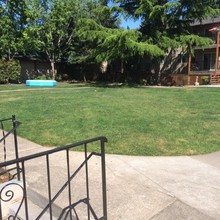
[8, 48, 11, 61]
[81, 65, 87, 82]
[121, 59, 124, 74]
[51, 61, 55, 80]
[187, 53, 191, 85]
[154, 59, 161, 85]
[47, 52, 56, 80]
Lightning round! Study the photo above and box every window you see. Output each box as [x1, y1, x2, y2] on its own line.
[204, 53, 215, 70]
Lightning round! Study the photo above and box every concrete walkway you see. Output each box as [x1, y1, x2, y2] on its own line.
[1, 134, 220, 220]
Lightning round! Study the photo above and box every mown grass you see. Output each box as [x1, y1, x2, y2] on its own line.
[1, 83, 220, 156]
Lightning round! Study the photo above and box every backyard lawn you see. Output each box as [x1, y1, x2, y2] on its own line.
[1, 83, 220, 156]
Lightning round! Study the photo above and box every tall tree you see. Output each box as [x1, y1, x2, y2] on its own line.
[0, 0, 28, 59]
[22, 0, 80, 79]
[68, 0, 121, 81]
[114, 0, 220, 82]
[115, 0, 219, 35]
[23, 0, 112, 79]
[77, 18, 164, 77]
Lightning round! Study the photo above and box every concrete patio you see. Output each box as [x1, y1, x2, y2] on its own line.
[1, 134, 220, 220]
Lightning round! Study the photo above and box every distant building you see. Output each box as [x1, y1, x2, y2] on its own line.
[167, 16, 220, 86]
[16, 55, 52, 82]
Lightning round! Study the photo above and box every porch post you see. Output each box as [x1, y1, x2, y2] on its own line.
[187, 53, 191, 85]
[215, 31, 220, 75]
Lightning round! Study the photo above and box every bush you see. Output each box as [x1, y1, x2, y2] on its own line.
[201, 76, 210, 85]
[0, 59, 21, 83]
[30, 70, 53, 80]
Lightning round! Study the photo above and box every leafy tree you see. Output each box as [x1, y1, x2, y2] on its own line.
[77, 19, 164, 78]
[68, 0, 121, 81]
[1, 0, 115, 81]
[24, 0, 111, 80]
[115, 0, 219, 37]
[0, 59, 20, 83]
[114, 0, 220, 82]
[0, 0, 31, 84]
[179, 34, 213, 84]
[0, 0, 28, 59]
[21, 0, 80, 79]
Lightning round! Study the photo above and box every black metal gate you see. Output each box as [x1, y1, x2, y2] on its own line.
[0, 116, 107, 220]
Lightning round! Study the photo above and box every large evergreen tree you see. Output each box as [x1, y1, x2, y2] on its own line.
[114, 0, 220, 83]
[115, 0, 219, 36]
[77, 18, 164, 81]
[68, 0, 121, 81]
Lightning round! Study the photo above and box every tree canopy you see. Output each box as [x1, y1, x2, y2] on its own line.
[114, 0, 219, 47]
[111, 0, 219, 82]
[0, 0, 219, 82]
[77, 18, 164, 63]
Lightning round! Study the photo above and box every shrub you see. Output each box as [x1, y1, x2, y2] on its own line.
[35, 74, 51, 80]
[201, 76, 210, 85]
[0, 59, 21, 83]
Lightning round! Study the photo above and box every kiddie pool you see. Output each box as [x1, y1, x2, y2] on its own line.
[26, 80, 57, 87]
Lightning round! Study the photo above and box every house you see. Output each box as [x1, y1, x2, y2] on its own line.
[16, 55, 53, 82]
[167, 16, 220, 86]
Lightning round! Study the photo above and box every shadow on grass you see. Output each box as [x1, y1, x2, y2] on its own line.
[68, 81, 144, 88]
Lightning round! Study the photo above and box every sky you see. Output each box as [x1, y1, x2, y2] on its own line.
[120, 17, 141, 29]
[107, 0, 141, 29]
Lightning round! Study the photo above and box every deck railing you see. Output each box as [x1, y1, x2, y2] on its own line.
[0, 117, 107, 220]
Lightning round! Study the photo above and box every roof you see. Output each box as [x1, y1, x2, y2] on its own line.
[192, 16, 220, 26]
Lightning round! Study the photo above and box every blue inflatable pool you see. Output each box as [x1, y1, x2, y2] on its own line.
[26, 80, 57, 87]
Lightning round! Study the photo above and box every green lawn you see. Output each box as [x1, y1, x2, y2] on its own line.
[1, 83, 220, 156]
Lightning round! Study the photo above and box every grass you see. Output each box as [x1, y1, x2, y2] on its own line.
[1, 83, 220, 156]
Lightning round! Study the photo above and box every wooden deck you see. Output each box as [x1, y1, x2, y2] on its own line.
[172, 70, 220, 85]
[190, 70, 214, 76]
